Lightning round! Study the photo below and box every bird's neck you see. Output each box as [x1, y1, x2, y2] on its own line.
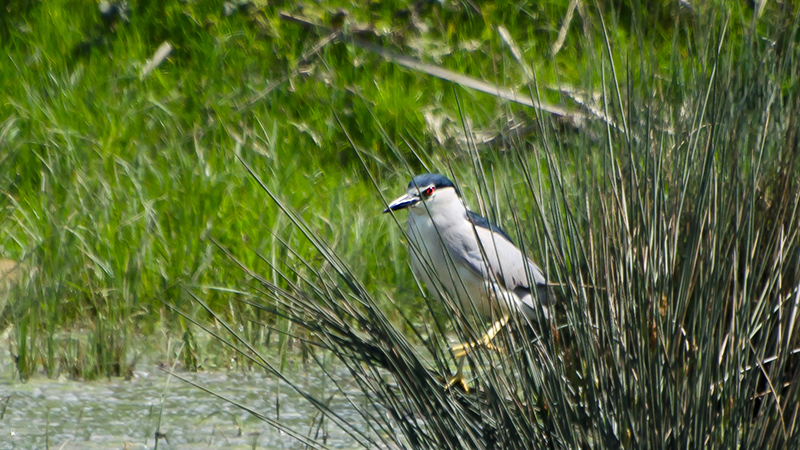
[409, 201, 468, 229]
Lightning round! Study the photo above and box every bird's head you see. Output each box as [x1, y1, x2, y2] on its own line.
[383, 173, 461, 215]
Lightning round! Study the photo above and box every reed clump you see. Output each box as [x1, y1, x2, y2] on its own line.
[190, 4, 800, 449]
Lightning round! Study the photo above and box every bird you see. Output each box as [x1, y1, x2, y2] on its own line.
[383, 173, 551, 391]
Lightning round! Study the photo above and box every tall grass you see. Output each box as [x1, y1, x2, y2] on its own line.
[2, 2, 798, 446]
[186, 3, 800, 449]
[1, 0, 433, 378]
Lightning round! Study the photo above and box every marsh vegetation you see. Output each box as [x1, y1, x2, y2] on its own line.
[2, 0, 799, 448]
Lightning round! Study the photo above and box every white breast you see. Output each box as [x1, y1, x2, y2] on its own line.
[405, 208, 494, 318]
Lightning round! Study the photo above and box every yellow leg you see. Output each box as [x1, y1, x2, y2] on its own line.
[445, 314, 510, 393]
[450, 314, 510, 359]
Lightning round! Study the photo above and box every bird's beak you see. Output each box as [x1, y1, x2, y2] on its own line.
[383, 193, 420, 213]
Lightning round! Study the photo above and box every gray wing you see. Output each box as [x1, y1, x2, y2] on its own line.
[454, 221, 552, 310]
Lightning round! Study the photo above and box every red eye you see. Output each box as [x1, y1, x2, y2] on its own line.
[424, 186, 435, 196]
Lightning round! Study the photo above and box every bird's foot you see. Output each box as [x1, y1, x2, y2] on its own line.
[445, 372, 470, 393]
[444, 357, 470, 393]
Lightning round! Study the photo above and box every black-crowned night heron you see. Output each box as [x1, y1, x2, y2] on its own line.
[383, 173, 551, 391]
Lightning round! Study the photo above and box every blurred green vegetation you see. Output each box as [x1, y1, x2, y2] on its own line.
[1, 0, 796, 381]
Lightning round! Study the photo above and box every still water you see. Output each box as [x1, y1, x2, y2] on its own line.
[0, 353, 367, 449]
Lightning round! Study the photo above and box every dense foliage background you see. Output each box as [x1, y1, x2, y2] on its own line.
[2, 2, 799, 447]
[1, 0, 692, 377]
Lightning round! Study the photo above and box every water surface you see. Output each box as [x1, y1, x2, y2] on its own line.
[0, 350, 366, 449]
